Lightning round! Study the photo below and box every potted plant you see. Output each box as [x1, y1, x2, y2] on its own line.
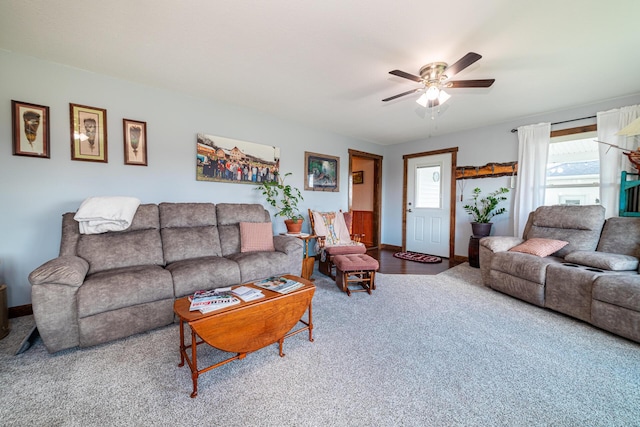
[463, 187, 509, 236]
[256, 172, 305, 233]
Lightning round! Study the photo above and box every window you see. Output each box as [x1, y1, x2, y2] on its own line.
[415, 164, 441, 208]
[544, 126, 599, 206]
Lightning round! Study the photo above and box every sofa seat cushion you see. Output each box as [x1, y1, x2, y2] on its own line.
[491, 251, 562, 284]
[564, 251, 639, 271]
[593, 275, 640, 312]
[227, 251, 292, 283]
[166, 256, 241, 298]
[77, 265, 173, 318]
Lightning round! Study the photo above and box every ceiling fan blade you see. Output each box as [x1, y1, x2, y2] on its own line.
[382, 88, 421, 102]
[444, 52, 482, 78]
[389, 69, 422, 82]
[446, 79, 495, 88]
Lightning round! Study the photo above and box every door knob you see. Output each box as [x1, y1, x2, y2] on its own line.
[407, 209, 412, 213]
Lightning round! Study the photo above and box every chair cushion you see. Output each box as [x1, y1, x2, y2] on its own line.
[240, 222, 275, 253]
[334, 254, 379, 271]
[324, 243, 367, 256]
[509, 238, 568, 257]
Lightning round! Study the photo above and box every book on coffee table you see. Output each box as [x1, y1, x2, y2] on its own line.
[231, 286, 265, 302]
[197, 297, 240, 313]
[254, 276, 304, 294]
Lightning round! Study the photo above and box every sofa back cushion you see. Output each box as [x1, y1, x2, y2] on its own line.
[71, 204, 164, 274]
[597, 216, 640, 257]
[216, 204, 271, 256]
[159, 203, 222, 264]
[524, 205, 605, 258]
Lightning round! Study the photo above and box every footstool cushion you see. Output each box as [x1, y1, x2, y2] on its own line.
[333, 254, 379, 296]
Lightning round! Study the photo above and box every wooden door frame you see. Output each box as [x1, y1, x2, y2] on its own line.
[348, 149, 383, 249]
[402, 147, 458, 260]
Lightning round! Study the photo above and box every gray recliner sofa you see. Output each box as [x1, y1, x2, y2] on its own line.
[480, 205, 640, 344]
[28, 202, 303, 353]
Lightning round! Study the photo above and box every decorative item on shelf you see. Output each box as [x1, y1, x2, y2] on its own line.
[463, 187, 509, 236]
[256, 172, 304, 233]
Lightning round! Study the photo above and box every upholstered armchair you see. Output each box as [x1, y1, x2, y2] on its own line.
[308, 209, 366, 278]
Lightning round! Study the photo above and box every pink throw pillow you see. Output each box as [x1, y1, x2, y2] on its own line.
[240, 222, 275, 253]
[509, 238, 568, 257]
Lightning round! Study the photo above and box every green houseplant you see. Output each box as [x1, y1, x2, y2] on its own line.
[463, 187, 509, 236]
[256, 172, 304, 233]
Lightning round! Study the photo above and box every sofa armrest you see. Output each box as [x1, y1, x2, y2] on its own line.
[28, 256, 89, 287]
[29, 256, 89, 353]
[273, 235, 304, 255]
[478, 236, 524, 286]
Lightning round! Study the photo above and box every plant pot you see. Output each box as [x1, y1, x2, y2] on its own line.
[471, 222, 493, 237]
[284, 218, 304, 234]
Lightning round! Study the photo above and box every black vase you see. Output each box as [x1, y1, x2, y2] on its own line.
[471, 222, 493, 237]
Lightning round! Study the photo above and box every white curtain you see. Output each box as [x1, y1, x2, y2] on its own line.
[513, 122, 551, 237]
[597, 104, 640, 218]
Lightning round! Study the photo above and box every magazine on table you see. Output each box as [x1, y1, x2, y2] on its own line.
[189, 287, 235, 311]
[197, 297, 240, 314]
[254, 276, 304, 294]
[231, 286, 265, 302]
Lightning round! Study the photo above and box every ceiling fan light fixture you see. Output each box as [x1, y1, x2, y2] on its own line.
[438, 90, 451, 105]
[426, 85, 440, 101]
[416, 92, 429, 107]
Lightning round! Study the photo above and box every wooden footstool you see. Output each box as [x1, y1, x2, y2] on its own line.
[333, 254, 379, 296]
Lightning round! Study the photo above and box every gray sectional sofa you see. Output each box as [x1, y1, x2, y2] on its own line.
[28, 202, 303, 353]
[480, 205, 640, 343]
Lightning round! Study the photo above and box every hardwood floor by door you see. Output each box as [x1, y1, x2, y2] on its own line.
[367, 248, 457, 275]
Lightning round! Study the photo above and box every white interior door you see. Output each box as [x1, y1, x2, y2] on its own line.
[405, 153, 451, 257]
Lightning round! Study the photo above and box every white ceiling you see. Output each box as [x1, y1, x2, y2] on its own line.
[2, 0, 639, 145]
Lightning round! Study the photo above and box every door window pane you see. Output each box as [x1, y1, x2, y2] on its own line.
[415, 165, 441, 208]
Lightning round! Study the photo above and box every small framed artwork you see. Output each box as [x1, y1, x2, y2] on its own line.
[123, 119, 148, 166]
[12, 100, 50, 158]
[304, 151, 340, 192]
[70, 103, 108, 163]
[352, 170, 364, 185]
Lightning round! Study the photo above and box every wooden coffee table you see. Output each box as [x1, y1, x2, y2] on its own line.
[173, 275, 315, 397]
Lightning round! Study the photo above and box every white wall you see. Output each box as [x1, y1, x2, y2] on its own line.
[382, 93, 640, 256]
[0, 51, 382, 307]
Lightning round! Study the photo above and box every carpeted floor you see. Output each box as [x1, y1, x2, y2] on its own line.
[1, 264, 639, 426]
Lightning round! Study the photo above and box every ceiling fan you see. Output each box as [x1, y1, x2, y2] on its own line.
[382, 52, 495, 108]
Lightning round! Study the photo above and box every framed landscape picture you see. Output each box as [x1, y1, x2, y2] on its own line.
[70, 103, 108, 163]
[352, 170, 364, 185]
[304, 151, 339, 192]
[12, 100, 50, 158]
[123, 119, 148, 166]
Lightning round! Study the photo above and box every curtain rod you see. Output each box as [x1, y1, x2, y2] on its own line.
[510, 115, 596, 133]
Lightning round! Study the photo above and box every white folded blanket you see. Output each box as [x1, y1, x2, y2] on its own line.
[74, 196, 141, 235]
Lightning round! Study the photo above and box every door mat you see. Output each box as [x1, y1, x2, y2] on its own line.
[393, 252, 442, 264]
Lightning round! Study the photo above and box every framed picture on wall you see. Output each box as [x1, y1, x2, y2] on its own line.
[123, 119, 148, 166]
[304, 151, 339, 192]
[69, 103, 108, 163]
[11, 100, 50, 158]
[352, 170, 364, 185]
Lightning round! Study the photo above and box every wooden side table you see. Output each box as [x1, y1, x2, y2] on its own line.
[468, 235, 481, 268]
[281, 233, 317, 280]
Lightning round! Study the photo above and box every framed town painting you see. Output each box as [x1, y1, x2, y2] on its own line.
[12, 100, 50, 158]
[304, 151, 339, 192]
[123, 119, 148, 166]
[352, 170, 364, 185]
[69, 103, 108, 163]
[196, 133, 280, 184]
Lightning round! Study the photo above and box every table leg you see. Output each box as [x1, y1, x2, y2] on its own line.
[190, 329, 198, 398]
[178, 319, 185, 367]
[308, 301, 314, 342]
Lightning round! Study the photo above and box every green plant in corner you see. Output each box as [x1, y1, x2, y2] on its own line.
[255, 172, 304, 221]
[463, 187, 510, 223]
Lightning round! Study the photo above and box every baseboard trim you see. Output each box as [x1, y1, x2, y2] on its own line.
[380, 243, 402, 252]
[9, 304, 32, 319]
